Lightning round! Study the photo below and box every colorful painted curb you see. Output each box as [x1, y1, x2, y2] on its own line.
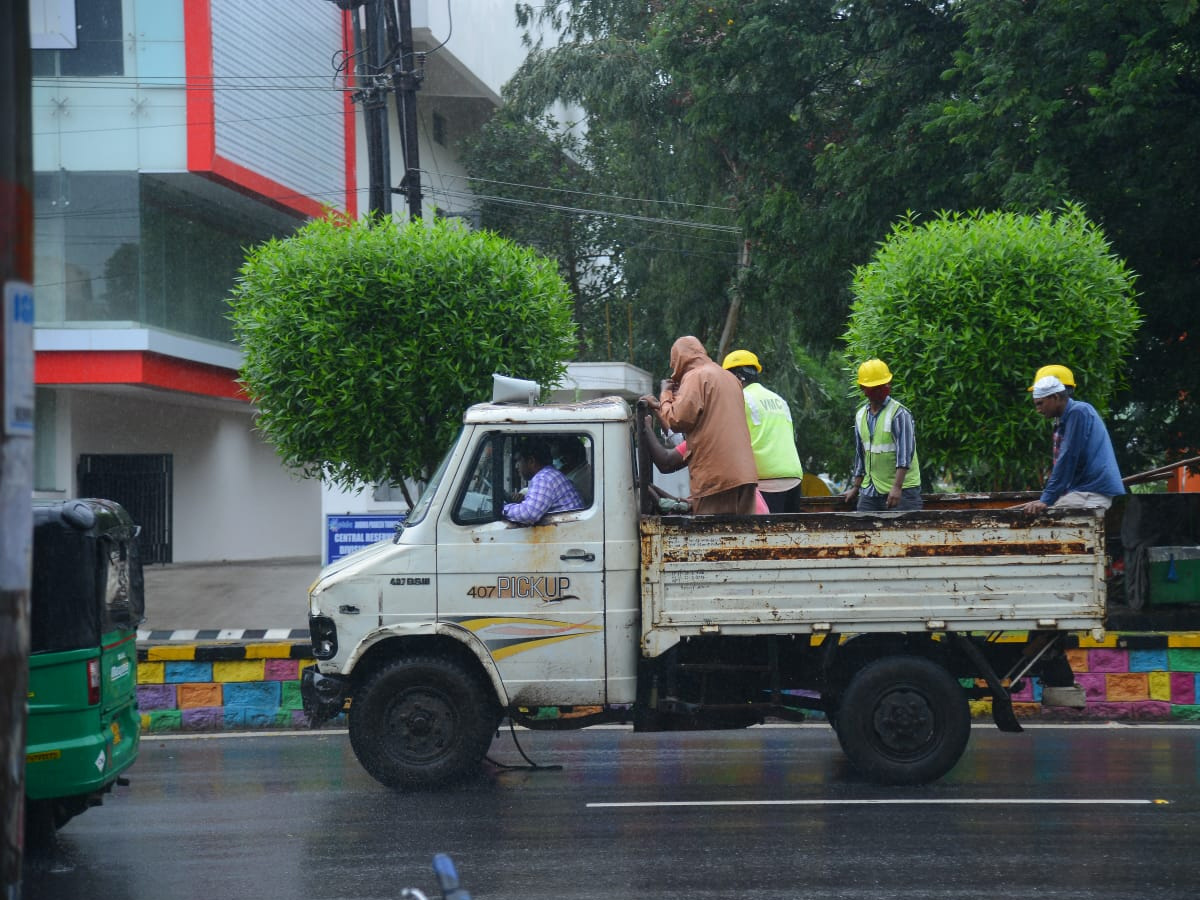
[135, 632, 1200, 732]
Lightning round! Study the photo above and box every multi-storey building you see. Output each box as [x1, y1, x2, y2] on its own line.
[29, 0, 550, 564]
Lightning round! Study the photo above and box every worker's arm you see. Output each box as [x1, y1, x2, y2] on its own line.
[657, 379, 701, 434]
[641, 416, 688, 474]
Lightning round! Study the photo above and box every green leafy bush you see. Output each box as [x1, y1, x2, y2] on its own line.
[844, 204, 1140, 490]
[230, 215, 576, 495]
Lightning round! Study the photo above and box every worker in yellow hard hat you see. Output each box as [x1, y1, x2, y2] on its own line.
[721, 349, 805, 512]
[843, 359, 922, 511]
[1018, 374, 1123, 515]
[1027, 364, 1076, 395]
[1026, 364, 1077, 470]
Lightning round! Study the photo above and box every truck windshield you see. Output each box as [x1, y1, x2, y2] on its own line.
[402, 428, 462, 530]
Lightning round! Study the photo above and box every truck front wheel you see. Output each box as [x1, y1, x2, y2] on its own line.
[348, 656, 496, 789]
[834, 655, 970, 785]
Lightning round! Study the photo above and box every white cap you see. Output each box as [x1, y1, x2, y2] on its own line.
[1031, 375, 1066, 400]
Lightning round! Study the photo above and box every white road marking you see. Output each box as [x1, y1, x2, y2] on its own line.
[587, 798, 1163, 809]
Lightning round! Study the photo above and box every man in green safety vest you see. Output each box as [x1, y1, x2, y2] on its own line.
[722, 350, 806, 513]
[843, 358, 923, 511]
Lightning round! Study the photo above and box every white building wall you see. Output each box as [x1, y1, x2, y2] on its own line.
[61, 388, 321, 562]
[415, 0, 529, 100]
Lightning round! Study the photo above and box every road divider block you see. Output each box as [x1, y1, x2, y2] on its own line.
[132, 633, 1200, 731]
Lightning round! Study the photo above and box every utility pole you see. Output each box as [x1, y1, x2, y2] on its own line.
[333, 0, 422, 220]
[1, 0, 35, 891]
[383, 0, 423, 220]
[358, 1, 392, 216]
[717, 238, 752, 362]
[332, 0, 392, 216]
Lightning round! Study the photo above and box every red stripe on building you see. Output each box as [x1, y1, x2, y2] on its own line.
[36, 351, 248, 402]
[183, 0, 215, 173]
[209, 156, 328, 220]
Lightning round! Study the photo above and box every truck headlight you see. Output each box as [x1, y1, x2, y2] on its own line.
[309, 615, 339, 660]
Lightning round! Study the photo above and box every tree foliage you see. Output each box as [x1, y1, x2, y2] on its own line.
[458, 111, 623, 359]
[844, 206, 1141, 490]
[493, 1, 752, 371]
[926, 0, 1200, 471]
[229, 216, 576, 495]
[468, 0, 850, 467]
[464, 0, 1197, 479]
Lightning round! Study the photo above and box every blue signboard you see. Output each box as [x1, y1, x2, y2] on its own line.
[325, 514, 407, 564]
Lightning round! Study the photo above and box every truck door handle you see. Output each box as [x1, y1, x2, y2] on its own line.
[560, 551, 595, 562]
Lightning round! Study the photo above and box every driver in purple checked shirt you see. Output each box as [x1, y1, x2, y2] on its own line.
[502, 438, 585, 525]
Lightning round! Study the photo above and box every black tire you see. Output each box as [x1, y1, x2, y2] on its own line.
[348, 656, 497, 789]
[834, 655, 970, 786]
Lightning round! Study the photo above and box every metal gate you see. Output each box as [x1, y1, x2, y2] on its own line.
[77, 454, 173, 564]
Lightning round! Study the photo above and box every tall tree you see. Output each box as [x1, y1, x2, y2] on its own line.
[498, 1, 748, 371]
[469, 0, 1197, 477]
[652, 0, 1200, 471]
[653, 0, 968, 350]
[928, 0, 1200, 470]
[467, 0, 853, 472]
[459, 112, 618, 358]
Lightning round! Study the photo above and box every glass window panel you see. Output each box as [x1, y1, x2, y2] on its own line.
[138, 178, 296, 342]
[77, 0, 122, 39]
[31, 50, 57, 76]
[59, 39, 123, 76]
[39, 0, 125, 77]
[33, 172, 141, 325]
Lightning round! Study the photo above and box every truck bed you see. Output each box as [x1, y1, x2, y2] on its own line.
[639, 508, 1107, 656]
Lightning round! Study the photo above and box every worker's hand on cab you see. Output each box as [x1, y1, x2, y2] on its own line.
[843, 485, 859, 505]
[1018, 500, 1048, 515]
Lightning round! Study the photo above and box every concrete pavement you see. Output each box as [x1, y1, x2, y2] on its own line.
[139, 556, 321, 634]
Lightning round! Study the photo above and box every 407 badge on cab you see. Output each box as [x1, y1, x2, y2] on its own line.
[467, 574, 578, 603]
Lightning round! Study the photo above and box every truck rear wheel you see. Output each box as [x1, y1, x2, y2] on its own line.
[834, 655, 970, 785]
[348, 656, 496, 789]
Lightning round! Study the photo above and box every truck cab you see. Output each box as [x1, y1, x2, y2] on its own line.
[308, 396, 641, 712]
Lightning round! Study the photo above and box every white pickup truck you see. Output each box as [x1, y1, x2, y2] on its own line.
[302, 384, 1108, 787]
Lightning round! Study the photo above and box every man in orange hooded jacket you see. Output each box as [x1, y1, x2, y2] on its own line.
[642, 336, 758, 515]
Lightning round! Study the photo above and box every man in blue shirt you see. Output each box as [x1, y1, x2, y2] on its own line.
[1018, 375, 1125, 514]
[502, 439, 585, 525]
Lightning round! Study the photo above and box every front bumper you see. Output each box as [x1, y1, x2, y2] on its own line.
[300, 665, 350, 725]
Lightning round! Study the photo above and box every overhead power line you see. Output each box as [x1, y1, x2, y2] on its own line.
[433, 187, 740, 234]
[451, 173, 737, 214]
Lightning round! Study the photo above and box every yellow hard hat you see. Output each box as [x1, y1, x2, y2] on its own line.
[1027, 364, 1076, 391]
[857, 358, 893, 387]
[722, 349, 762, 372]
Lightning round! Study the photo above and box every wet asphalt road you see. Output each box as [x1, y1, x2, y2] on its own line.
[23, 723, 1200, 900]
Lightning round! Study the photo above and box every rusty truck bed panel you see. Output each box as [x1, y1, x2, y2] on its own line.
[638, 509, 1106, 656]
